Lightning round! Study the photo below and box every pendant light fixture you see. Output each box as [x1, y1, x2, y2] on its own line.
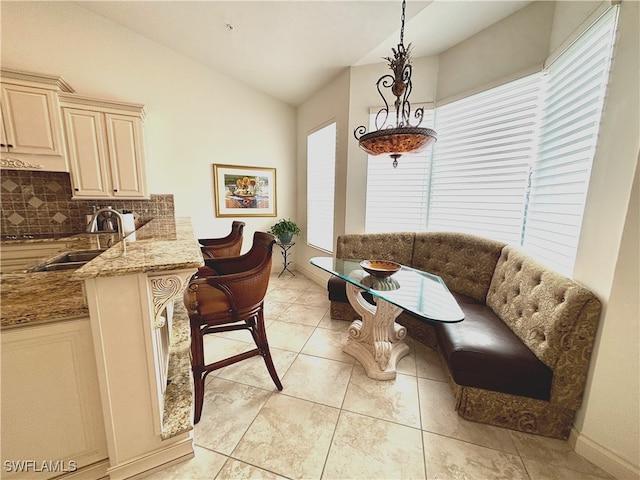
[354, 0, 437, 168]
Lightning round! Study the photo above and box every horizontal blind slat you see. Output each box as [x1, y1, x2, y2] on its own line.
[429, 74, 541, 242]
[523, 6, 618, 276]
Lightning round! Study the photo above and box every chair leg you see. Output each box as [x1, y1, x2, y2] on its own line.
[193, 373, 205, 425]
[255, 310, 283, 391]
[190, 322, 205, 424]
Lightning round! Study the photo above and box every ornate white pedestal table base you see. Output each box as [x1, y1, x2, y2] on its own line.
[344, 282, 409, 380]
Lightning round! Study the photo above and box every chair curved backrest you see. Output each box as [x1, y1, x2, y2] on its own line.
[201, 231, 275, 276]
[202, 232, 275, 320]
[184, 231, 282, 424]
[199, 221, 245, 259]
[185, 232, 277, 320]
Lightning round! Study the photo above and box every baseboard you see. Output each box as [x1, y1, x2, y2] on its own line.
[570, 427, 640, 480]
[105, 435, 194, 480]
[127, 450, 195, 480]
[55, 460, 109, 480]
[296, 263, 328, 287]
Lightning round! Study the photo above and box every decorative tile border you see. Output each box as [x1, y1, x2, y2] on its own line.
[0, 170, 174, 237]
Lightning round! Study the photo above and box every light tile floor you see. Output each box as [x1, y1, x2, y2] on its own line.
[151, 271, 615, 480]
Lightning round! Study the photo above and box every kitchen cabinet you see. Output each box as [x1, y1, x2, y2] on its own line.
[59, 94, 148, 199]
[0, 69, 73, 172]
[1, 318, 108, 479]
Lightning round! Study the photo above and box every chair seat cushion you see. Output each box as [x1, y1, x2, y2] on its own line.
[435, 302, 553, 401]
[195, 285, 232, 317]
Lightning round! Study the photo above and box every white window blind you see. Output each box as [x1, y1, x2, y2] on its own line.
[429, 75, 543, 245]
[365, 105, 434, 233]
[522, 6, 618, 276]
[307, 122, 336, 252]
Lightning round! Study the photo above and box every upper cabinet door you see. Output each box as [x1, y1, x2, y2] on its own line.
[1, 84, 65, 157]
[1, 70, 73, 171]
[105, 114, 147, 198]
[63, 108, 112, 198]
[59, 93, 148, 199]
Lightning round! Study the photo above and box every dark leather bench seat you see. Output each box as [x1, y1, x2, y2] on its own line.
[437, 292, 552, 401]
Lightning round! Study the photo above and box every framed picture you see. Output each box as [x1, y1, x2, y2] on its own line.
[213, 164, 277, 217]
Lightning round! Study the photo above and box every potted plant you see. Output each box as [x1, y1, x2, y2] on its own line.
[269, 218, 301, 244]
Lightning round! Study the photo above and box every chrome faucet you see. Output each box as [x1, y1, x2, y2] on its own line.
[86, 206, 126, 253]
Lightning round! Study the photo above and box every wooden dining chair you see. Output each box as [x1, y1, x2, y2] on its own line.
[198, 220, 245, 259]
[184, 231, 283, 424]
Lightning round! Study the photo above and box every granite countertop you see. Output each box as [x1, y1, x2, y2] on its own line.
[0, 269, 89, 329]
[1, 217, 204, 330]
[72, 218, 203, 279]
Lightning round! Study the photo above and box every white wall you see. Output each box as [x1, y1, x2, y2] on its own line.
[296, 69, 351, 282]
[0, 1, 297, 247]
[436, 1, 554, 104]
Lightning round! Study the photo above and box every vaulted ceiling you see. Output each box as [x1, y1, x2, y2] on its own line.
[77, 1, 533, 106]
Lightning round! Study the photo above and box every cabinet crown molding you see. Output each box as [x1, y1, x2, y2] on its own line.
[59, 93, 146, 119]
[0, 68, 74, 93]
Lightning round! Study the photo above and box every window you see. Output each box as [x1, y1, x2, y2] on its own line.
[430, 75, 542, 245]
[522, 6, 619, 275]
[307, 122, 336, 252]
[365, 105, 434, 233]
[364, 6, 618, 276]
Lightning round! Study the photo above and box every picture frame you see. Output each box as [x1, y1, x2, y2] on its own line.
[213, 164, 277, 217]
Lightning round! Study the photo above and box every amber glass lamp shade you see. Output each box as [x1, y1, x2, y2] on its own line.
[357, 127, 437, 157]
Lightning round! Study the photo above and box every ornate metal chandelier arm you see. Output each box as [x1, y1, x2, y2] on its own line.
[354, 125, 367, 140]
[411, 106, 425, 127]
[399, 63, 413, 127]
[375, 74, 395, 131]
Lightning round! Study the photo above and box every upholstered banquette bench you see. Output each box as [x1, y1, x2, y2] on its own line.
[327, 232, 601, 439]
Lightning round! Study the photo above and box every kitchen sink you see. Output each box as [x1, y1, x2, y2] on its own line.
[51, 250, 106, 263]
[29, 249, 106, 272]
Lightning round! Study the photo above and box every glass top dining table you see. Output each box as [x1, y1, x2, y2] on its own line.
[310, 256, 464, 323]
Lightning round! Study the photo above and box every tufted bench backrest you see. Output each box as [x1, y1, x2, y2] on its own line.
[486, 246, 601, 404]
[335, 232, 416, 265]
[412, 232, 505, 303]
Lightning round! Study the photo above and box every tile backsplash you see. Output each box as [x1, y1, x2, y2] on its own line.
[1, 170, 174, 237]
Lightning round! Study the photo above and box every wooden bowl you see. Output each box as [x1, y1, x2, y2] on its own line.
[360, 260, 401, 278]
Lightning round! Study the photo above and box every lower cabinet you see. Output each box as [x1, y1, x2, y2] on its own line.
[1, 319, 108, 479]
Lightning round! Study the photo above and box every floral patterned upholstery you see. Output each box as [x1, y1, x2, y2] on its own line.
[411, 232, 505, 302]
[486, 246, 602, 409]
[335, 232, 416, 265]
[328, 232, 602, 439]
